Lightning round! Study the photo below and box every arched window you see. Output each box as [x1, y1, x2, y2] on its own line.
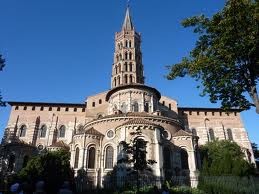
[121, 102, 127, 113]
[74, 147, 80, 169]
[180, 149, 189, 170]
[124, 74, 128, 84]
[144, 102, 149, 112]
[39, 125, 47, 138]
[59, 125, 66, 138]
[88, 147, 95, 169]
[118, 64, 121, 72]
[132, 102, 139, 112]
[227, 128, 233, 140]
[19, 125, 27, 137]
[116, 55, 119, 62]
[105, 146, 114, 169]
[209, 128, 215, 141]
[192, 128, 197, 136]
[124, 62, 128, 71]
[129, 75, 133, 83]
[163, 147, 171, 169]
[125, 52, 128, 60]
[119, 53, 122, 60]
[114, 77, 117, 87]
[23, 155, 29, 168]
[115, 66, 118, 74]
[129, 63, 133, 71]
[129, 40, 132, 47]
[125, 40, 128, 47]
[117, 76, 120, 85]
[129, 52, 132, 60]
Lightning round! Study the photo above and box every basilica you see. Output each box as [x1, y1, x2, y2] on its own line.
[1, 6, 255, 188]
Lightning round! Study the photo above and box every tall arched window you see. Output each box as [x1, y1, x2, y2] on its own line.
[125, 40, 128, 47]
[129, 52, 132, 60]
[105, 146, 114, 169]
[88, 147, 95, 169]
[74, 147, 80, 169]
[129, 75, 133, 83]
[180, 149, 189, 170]
[125, 52, 128, 60]
[39, 125, 47, 138]
[144, 102, 149, 112]
[132, 102, 139, 112]
[19, 125, 27, 137]
[117, 76, 120, 85]
[114, 77, 117, 87]
[116, 55, 119, 62]
[124, 62, 128, 71]
[59, 125, 66, 138]
[118, 64, 121, 72]
[124, 75, 128, 84]
[163, 147, 171, 169]
[119, 53, 122, 60]
[129, 63, 133, 71]
[115, 66, 118, 74]
[227, 128, 233, 140]
[209, 128, 215, 141]
[129, 40, 132, 47]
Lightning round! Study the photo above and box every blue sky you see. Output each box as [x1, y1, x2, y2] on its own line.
[0, 0, 258, 144]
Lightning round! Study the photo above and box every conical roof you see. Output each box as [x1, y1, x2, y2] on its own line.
[122, 6, 133, 31]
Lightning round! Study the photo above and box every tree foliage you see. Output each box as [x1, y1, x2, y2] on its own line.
[18, 149, 74, 193]
[167, 0, 259, 113]
[118, 127, 156, 192]
[200, 140, 254, 176]
[0, 54, 5, 106]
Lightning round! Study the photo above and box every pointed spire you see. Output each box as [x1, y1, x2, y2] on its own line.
[122, 6, 134, 31]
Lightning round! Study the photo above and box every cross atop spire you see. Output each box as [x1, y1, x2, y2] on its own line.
[122, 6, 134, 31]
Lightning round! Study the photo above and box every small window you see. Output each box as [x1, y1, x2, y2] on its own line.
[162, 101, 165, 106]
[197, 111, 199, 115]
[220, 112, 222, 116]
[65, 107, 69, 112]
[23, 106, 27, 110]
[57, 107, 61, 111]
[212, 112, 215, 116]
[40, 106, 44, 111]
[74, 108, 77, 112]
[32, 106, 35, 111]
[209, 128, 215, 141]
[234, 112, 237, 116]
[59, 125, 66, 138]
[15, 106, 19, 110]
[227, 128, 233, 141]
[19, 125, 27, 137]
[189, 111, 192, 115]
[205, 112, 207, 116]
[169, 104, 171, 110]
[49, 107, 52, 111]
[82, 108, 85, 112]
[92, 102, 95, 107]
[99, 99, 102, 104]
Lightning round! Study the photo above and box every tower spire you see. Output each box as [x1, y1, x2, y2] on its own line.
[122, 5, 133, 31]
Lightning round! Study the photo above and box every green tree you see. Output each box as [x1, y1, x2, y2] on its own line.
[200, 140, 254, 176]
[167, 0, 259, 113]
[18, 149, 74, 193]
[118, 127, 156, 193]
[0, 54, 6, 106]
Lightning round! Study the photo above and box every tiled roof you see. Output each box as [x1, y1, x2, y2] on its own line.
[49, 141, 69, 148]
[172, 129, 193, 137]
[119, 118, 161, 128]
[85, 127, 104, 136]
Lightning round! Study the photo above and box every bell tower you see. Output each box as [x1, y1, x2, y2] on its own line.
[111, 6, 144, 88]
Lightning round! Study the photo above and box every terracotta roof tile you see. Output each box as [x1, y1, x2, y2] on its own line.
[85, 127, 104, 136]
[119, 118, 161, 128]
[172, 129, 193, 137]
[49, 141, 69, 148]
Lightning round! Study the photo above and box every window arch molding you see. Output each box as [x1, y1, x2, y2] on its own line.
[39, 124, 47, 138]
[19, 124, 27, 137]
[87, 144, 96, 169]
[58, 125, 66, 138]
[104, 145, 114, 169]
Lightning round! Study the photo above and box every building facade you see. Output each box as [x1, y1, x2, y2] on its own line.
[0, 7, 255, 188]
